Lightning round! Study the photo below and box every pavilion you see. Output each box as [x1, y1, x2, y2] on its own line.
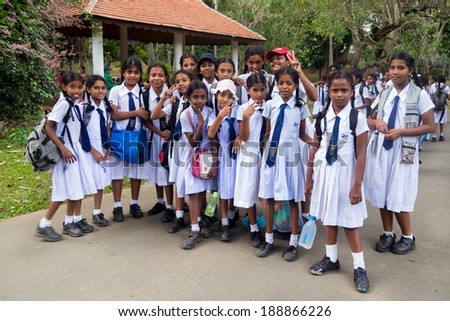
[63, 0, 266, 75]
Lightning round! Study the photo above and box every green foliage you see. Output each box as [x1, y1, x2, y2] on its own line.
[0, 0, 82, 121]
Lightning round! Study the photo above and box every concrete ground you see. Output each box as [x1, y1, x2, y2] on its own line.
[0, 133, 449, 301]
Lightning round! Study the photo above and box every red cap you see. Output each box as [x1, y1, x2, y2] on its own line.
[265, 47, 293, 61]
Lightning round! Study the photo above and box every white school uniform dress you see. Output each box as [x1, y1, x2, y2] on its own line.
[259, 96, 307, 202]
[145, 85, 171, 186]
[364, 83, 434, 213]
[180, 106, 216, 195]
[163, 97, 189, 197]
[312, 84, 328, 116]
[203, 78, 218, 106]
[207, 106, 239, 200]
[354, 83, 370, 118]
[429, 83, 449, 124]
[48, 96, 97, 201]
[310, 103, 369, 228]
[85, 97, 111, 190]
[234, 99, 264, 208]
[107, 83, 149, 180]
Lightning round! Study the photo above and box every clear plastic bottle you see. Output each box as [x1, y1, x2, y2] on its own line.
[298, 215, 317, 249]
[204, 192, 218, 217]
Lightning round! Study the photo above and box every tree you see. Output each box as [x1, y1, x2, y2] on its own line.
[0, 0, 83, 120]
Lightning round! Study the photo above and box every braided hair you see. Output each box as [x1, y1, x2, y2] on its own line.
[274, 66, 305, 108]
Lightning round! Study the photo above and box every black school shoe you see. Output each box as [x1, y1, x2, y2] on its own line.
[62, 222, 83, 237]
[354, 267, 370, 293]
[130, 204, 144, 218]
[35, 225, 62, 242]
[375, 233, 396, 252]
[168, 217, 185, 233]
[310, 255, 340, 275]
[161, 208, 175, 223]
[390, 236, 416, 255]
[147, 202, 166, 215]
[112, 207, 124, 222]
[220, 224, 231, 242]
[76, 218, 94, 233]
[92, 213, 109, 227]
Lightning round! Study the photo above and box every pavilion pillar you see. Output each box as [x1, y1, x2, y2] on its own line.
[173, 33, 185, 71]
[120, 25, 128, 63]
[91, 21, 104, 76]
[231, 40, 239, 76]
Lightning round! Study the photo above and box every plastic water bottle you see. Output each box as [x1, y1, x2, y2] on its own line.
[204, 192, 218, 217]
[298, 215, 317, 249]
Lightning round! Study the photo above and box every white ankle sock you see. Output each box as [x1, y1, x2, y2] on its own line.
[130, 199, 138, 205]
[114, 202, 122, 208]
[191, 223, 200, 232]
[402, 234, 414, 239]
[289, 234, 299, 247]
[157, 198, 165, 204]
[176, 210, 184, 219]
[39, 217, 52, 228]
[383, 230, 395, 237]
[265, 232, 274, 244]
[64, 216, 73, 225]
[352, 251, 365, 270]
[93, 209, 101, 215]
[227, 210, 235, 219]
[73, 215, 82, 223]
[166, 204, 174, 210]
[250, 224, 259, 233]
[221, 218, 229, 226]
[326, 244, 338, 262]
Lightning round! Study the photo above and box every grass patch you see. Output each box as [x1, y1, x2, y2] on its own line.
[0, 118, 128, 220]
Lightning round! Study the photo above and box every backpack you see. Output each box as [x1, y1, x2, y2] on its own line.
[433, 85, 447, 112]
[25, 100, 73, 172]
[315, 105, 359, 157]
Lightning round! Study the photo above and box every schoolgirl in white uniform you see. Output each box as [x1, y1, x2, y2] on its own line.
[36, 71, 97, 242]
[257, 66, 312, 261]
[144, 62, 175, 223]
[207, 79, 240, 242]
[234, 73, 268, 248]
[150, 69, 194, 234]
[84, 75, 112, 227]
[179, 80, 216, 250]
[352, 69, 371, 118]
[306, 70, 370, 293]
[429, 75, 449, 141]
[197, 53, 218, 106]
[365, 52, 435, 255]
[108, 57, 151, 222]
[312, 76, 328, 117]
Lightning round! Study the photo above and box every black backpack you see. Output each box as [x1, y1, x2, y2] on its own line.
[25, 99, 74, 172]
[433, 85, 447, 112]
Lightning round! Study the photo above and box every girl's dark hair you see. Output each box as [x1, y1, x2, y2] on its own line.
[215, 57, 236, 74]
[121, 56, 143, 83]
[419, 74, 429, 88]
[61, 71, 83, 103]
[329, 63, 342, 72]
[368, 72, 378, 80]
[172, 69, 195, 85]
[186, 80, 208, 99]
[325, 70, 355, 110]
[180, 52, 197, 67]
[275, 66, 305, 108]
[436, 75, 446, 98]
[84, 75, 113, 113]
[147, 62, 170, 86]
[62, 71, 83, 86]
[246, 73, 267, 89]
[242, 45, 265, 74]
[196, 55, 217, 81]
[352, 69, 363, 83]
[389, 51, 421, 88]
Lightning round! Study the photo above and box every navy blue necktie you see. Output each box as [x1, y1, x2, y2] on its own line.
[74, 104, 91, 152]
[383, 96, 400, 150]
[126, 92, 136, 131]
[227, 117, 237, 159]
[258, 109, 266, 155]
[325, 115, 340, 165]
[172, 102, 188, 141]
[266, 103, 287, 167]
[321, 85, 325, 106]
[97, 108, 109, 150]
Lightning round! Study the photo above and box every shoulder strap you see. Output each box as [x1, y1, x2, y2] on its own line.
[186, 108, 196, 131]
[142, 90, 150, 111]
[349, 107, 358, 158]
[359, 83, 364, 98]
[315, 103, 330, 143]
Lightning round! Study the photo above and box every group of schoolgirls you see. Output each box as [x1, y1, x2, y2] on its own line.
[36, 47, 436, 294]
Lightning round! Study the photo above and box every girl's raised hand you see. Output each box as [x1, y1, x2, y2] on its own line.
[233, 77, 245, 87]
[243, 102, 260, 118]
[162, 85, 176, 100]
[218, 100, 236, 119]
[288, 50, 302, 73]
